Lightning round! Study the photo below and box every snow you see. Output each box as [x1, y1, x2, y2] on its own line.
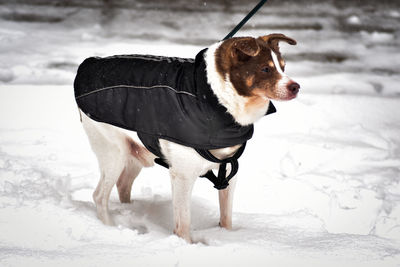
[1, 1, 400, 266]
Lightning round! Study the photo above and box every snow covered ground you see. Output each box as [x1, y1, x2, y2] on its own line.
[1, 1, 400, 266]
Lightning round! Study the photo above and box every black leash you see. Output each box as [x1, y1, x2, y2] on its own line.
[223, 0, 268, 40]
[154, 0, 268, 190]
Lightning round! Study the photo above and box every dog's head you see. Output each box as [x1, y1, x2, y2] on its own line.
[215, 34, 299, 101]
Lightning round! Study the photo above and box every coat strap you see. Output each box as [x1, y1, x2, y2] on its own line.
[154, 143, 247, 190]
[195, 142, 246, 190]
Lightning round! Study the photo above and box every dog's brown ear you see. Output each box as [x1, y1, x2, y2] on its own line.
[231, 37, 260, 61]
[259, 34, 297, 53]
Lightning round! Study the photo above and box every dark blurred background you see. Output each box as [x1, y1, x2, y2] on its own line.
[0, 0, 399, 95]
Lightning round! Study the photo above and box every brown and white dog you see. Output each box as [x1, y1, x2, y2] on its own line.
[79, 34, 299, 242]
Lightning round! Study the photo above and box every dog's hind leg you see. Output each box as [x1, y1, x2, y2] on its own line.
[81, 111, 130, 225]
[93, 158, 124, 225]
[116, 137, 155, 203]
[116, 158, 141, 203]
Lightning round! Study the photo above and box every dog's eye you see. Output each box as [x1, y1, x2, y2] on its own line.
[261, 67, 270, 73]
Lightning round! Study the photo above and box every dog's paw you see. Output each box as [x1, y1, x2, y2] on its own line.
[219, 221, 232, 230]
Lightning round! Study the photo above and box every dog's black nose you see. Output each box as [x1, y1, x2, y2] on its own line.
[288, 82, 300, 94]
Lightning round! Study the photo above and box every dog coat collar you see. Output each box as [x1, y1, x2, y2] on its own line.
[74, 49, 276, 190]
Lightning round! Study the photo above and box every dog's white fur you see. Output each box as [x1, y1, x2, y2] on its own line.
[80, 41, 292, 243]
[270, 50, 293, 100]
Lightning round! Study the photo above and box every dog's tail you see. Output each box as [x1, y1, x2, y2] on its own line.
[125, 137, 155, 167]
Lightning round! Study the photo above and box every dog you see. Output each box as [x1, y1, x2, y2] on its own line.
[74, 33, 299, 243]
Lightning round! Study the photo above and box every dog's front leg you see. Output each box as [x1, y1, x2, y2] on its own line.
[219, 176, 237, 230]
[169, 169, 197, 243]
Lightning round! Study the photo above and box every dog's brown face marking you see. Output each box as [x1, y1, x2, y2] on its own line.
[215, 34, 299, 101]
[246, 75, 255, 87]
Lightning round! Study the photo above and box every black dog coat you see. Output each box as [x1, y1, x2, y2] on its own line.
[74, 49, 276, 189]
